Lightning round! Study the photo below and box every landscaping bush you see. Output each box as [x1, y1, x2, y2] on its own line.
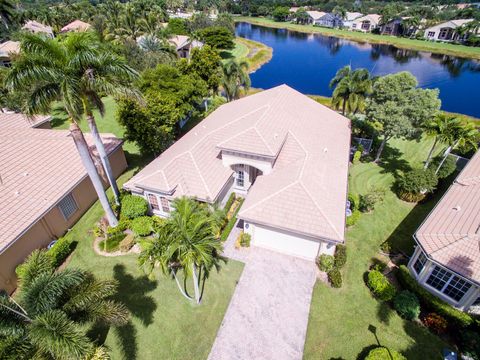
[48, 237, 73, 268]
[119, 233, 136, 252]
[359, 186, 386, 213]
[364, 346, 406, 360]
[317, 254, 335, 272]
[240, 232, 251, 247]
[346, 209, 361, 227]
[99, 232, 126, 252]
[121, 195, 149, 219]
[429, 155, 457, 180]
[130, 216, 154, 236]
[422, 313, 448, 334]
[394, 290, 420, 320]
[221, 198, 244, 241]
[334, 244, 347, 269]
[396, 168, 438, 202]
[347, 193, 361, 226]
[397, 265, 473, 327]
[353, 149, 362, 164]
[367, 270, 396, 301]
[152, 216, 166, 233]
[328, 268, 342, 288]
[224, 192, 236, 213]
[116, 217, 131, 232]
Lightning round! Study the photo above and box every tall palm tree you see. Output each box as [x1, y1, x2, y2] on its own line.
[331, 68, 373, 115]
[329, 65, 352, 89]
[221, 60, 250, 102]
[423, 113, 460, 169]
[139, 197, 225, 304]
[0, 250, 128, 359]
[0, 0, 14, 29]
[6, 33, 138, 225]
[402, 16, 421, 38]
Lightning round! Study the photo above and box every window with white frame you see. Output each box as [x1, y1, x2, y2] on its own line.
[236, 170, 244, 187]
[428, 31, 435, 37]
[413, 251, 427, 274]
[58, 193, 78, 220]
[147, 194, 159, 211]
[160, 197, 170, 213]
[426, 266, 472, 302]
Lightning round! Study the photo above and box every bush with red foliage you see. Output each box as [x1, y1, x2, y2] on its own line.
[422, 313, 448, 334]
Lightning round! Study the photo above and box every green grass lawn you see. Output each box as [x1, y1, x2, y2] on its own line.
[304, 137, 450, 359]
[237, 17, 480, 60]
[221, 37, 273, 72]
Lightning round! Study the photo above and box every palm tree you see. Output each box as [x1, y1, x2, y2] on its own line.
[329, 65, 352, 89]
[139, 197, 225, 304]
[0, 0, 14, 29]
[331, 68, 373, 115]
[0, 250, 128, 359]
[221, 60, 250, 102]
[423, 113, 460, 169]
[402, 16, 421, 38]
[6, 33, 138, 225]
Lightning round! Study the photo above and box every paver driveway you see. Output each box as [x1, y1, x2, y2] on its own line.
[208, 236, 317, 360]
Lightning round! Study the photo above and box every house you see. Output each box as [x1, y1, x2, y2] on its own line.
[0, 40, 20, 66]
[380, 18, 403, 36]
[0, 112, 51, 128]
[342, 12, 364, 29]
[306, 11, 326, 25]
[316, 13, 343, 28]
[60, 20, 91, 33]
[22, 20, 54, 38]
[169, 35, 203, 58]
[0, 113, 127, 293]
[424, 19, 475, 42]
[351, 14, 381, 32]
[124, 85, 350, 261]
[408, 151, 480, 313]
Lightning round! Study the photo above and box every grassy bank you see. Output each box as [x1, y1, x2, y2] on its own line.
[236, 16, 480, 60]
[222, 36, 273, 72]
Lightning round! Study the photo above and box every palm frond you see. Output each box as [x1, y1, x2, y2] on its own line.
[16, 250, 54, 289]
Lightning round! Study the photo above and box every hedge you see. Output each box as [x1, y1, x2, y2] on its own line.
[328, 268, 342, 288]
[394, 290, 420, 320]
[121, 195, 148, 219]
[317, 254, 335, 272]
[48, 237, 73, 268]
[367, 270, 396, 301]
[334, 244, 347, 268]
[397, 265, 473, 327]
[364, 347, 406, 360]
[224, 192, 236, 213]
[220, 198, 244, 241]
[130, 216, 154, 237]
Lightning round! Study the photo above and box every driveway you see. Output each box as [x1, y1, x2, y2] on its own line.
[209, 224, 317, 360]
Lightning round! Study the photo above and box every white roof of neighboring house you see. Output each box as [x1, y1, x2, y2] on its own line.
[425, 19, 474, 32]
[168, 35, 203, 50]
[345, 12, 363, 21]
[415, 151, 480, 284]
[353, 14, 381, 25]
[22, 20, 54, 36]
[124, 85, 351, 243]
[306, 11, 326, 20]
[60, 20, 91, 33]
[0, 41, 20, 57]
[290, 7, 300, 12]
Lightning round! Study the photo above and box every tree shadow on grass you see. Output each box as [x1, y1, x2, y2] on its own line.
[401, 319, 446, 359]
[376, 301, 395, 326]
[112, 320, 138, 360]
[124, 150, 152, 172]
[112, 264, 158, 327]
[377, 143, 412, 178]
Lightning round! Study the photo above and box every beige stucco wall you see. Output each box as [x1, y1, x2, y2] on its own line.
[0, 146, 127, 293]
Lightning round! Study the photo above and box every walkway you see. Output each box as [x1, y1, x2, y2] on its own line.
[209, 221, 317, 360]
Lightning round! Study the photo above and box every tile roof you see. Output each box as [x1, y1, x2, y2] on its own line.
[345, 12, 363, 21]
[22, 20, 54, 36]
[426, 19, 474, 31]
[416, 151, 480, 284]
[0, 121, 122, 254]
[125, 85, 350, 243]
[307, 11, 326, 20]
[0, 113, 51, 128]
[60, 20, 91, 33]
[0, 41, 20, 57]
[353, 14, 381, 25]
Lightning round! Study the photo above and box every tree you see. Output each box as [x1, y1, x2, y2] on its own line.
[167, 18, 188, 35]
[221, 60, 250, 101]
[272, 6, 290, 22]
[215, 13, 235, 34]
[295, 8, 310, 25]
[138, 197, 225, 304]
[0, 0, 14, 29]
[332, 6, 347, 19]
[6, 33, 126, 226]
[198, 26, 235, 50]
[0, 250, 128, 359]
[402, 16, 421, 38]
[365, 72, 441, 162]
[330, 66, 373, 115]
[180, 45, 222, 93]
[423, 113, 460, 169]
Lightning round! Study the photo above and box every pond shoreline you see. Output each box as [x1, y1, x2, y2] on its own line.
[235, 17, 480, 61]
[231, 37, 273, 73]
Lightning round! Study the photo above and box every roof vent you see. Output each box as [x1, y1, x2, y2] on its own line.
[274, 133, 278, 139]
[324, 147, 328, 153]
[453, 205, 461, 212]
[23, 172, 29, 177]
[14, 190, 20, 196]
[194, 132, 198, 136]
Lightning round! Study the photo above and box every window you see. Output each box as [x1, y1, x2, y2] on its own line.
[413, 251, 427, 274]
[148, 194, 159, 211]
[426, 266, 472, 302]
[352, 23, 357, 29]
[236, 170, 244, 187]
[428, 31, 435, 37]
[160, 197, 170, 213]
[58, 193, 78, 220]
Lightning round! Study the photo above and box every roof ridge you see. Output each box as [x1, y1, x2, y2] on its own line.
[188, 151, 211, 199]
[253, 127, 275, 155]
[428, 234, 477, 255]
[239, 181, 299, 215]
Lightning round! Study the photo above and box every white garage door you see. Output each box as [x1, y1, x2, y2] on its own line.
[251, 224, 320, 261]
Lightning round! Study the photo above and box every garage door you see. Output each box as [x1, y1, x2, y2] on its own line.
[251, 224, 320, 261]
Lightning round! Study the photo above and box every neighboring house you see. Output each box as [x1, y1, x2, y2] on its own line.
[408, 151, 480, 313]
[124, 85, 350, 261]
[424, 19, 475, 42]
[306, 11, 326, 25]
[0, 40, 20, 67]
[168, 11, 194, 19]
[0, 114, 127, 293]
[316, 13, 343, 28]
[342, 12, 364, 29]
[22, 20, 54, 38]
[60, 20, 91, 33]
[169, 35, 203, 58]
[351, 14, 381, 32]
[0, 112, 51, 128]
[380, 18, 403, 36]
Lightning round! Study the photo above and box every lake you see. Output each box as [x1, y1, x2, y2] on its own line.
[235, 22, 480, 118]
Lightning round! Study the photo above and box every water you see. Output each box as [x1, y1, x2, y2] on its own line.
[236, 22, 480, 118]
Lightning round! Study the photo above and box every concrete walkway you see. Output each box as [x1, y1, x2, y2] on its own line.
[210, 223, 317, 360]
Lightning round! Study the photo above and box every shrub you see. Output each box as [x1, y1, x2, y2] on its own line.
[429, 155, 457, 179]
[221, 198, 244, 241]
[367, 270, 396, 301]
[48, 237, 73, 268]
[224, 192, 236, 213]
[397, 265, 473, 327]
[346, 209, 360, 227]
[99, 232, 126, 252]
[116, 217, 131, 232]
[394, 291, 420, 320]
[240, 232, 251, 247]
[334, 244, 347, 269]
[364, 347, 406, 360]
[348, 193, 360, 210]
[130, 216, 154, 236]
[353, 149, 362, 164]
[379, 240, 391, 254]
[422, 313, 448, 334]
[359, 186, 386, 212]
[121, 195, 148, 219]
[317, 254, 335, 272]
[328, 268, 342, 288]
[396, 168, 438, 202]
[152, 216, 166, 232]
[119, 233, 136, 252]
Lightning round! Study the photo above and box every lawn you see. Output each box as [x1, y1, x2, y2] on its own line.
[52, 98, 244, 360]
[222, 37, 273, 72]
[236, 17, 480, 60]
[304, 137, 450, 359]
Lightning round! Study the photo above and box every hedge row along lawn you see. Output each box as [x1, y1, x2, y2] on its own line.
[235, 17, 480, 60]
